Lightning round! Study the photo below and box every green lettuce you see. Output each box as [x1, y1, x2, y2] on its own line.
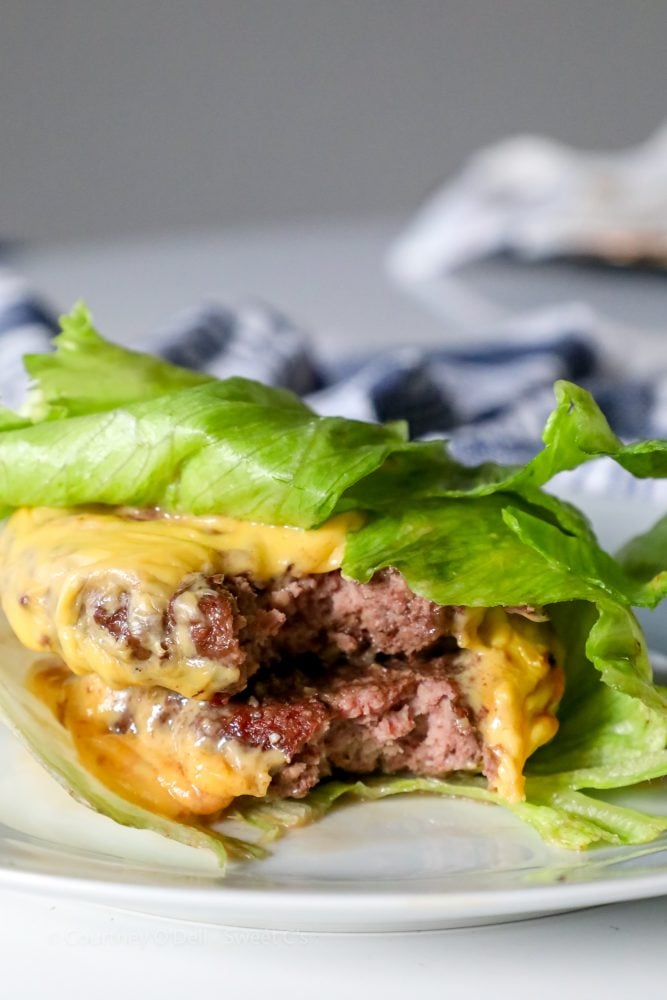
[346, 380, 667, 508]
[0, 406, 31, 433]
[510, 380, 667, 487]
[5, 304, 665, 529]
[24, 302, 211, 420]
[617, 513, 667, 602]
[0, 379, 413, 529]
[232, 773, 667, 852]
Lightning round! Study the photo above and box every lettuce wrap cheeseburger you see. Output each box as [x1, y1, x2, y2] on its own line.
[1, 304, 667, 867]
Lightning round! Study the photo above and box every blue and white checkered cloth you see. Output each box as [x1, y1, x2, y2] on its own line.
[1, 268, 666, 501]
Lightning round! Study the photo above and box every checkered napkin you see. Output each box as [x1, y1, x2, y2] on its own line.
[1, 267, 666, 501]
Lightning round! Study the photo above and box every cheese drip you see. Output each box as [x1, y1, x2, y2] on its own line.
[28, 661, 285, 819]
[455, 607, 564, 802]
[1, 507, 355, 699]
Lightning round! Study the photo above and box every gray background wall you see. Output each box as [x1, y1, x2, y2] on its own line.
[2, 1, 666, 244]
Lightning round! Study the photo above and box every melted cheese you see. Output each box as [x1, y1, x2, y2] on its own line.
[454, 607, 564, 803]
[1, 506, 356, 699]
[4, 507, 563, 812]
[28, 660, 285, 819]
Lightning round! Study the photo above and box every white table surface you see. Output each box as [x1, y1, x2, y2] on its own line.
[5, 217, 667, 997]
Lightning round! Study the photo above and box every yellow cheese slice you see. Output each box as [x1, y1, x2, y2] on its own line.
[1, 506, 356, 699]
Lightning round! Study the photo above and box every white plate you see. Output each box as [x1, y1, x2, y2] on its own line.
[1, 493, 667, 933]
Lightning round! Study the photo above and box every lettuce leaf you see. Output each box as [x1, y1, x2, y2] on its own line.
[616, 513, 667, 606]
[24, 302, 211, 420]
[342, 496, 648, 608]
[0, 407, 31, 433]
[346, 380, 667, 509]
[11, 305, 667, 530]
[0, 380, 410, 528]
[233, 774, 667, 852]
[0, 303, 667, 540]
[511, 380, 667, 487]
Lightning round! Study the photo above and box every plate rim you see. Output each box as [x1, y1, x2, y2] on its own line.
[4, 856, 667, 931]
